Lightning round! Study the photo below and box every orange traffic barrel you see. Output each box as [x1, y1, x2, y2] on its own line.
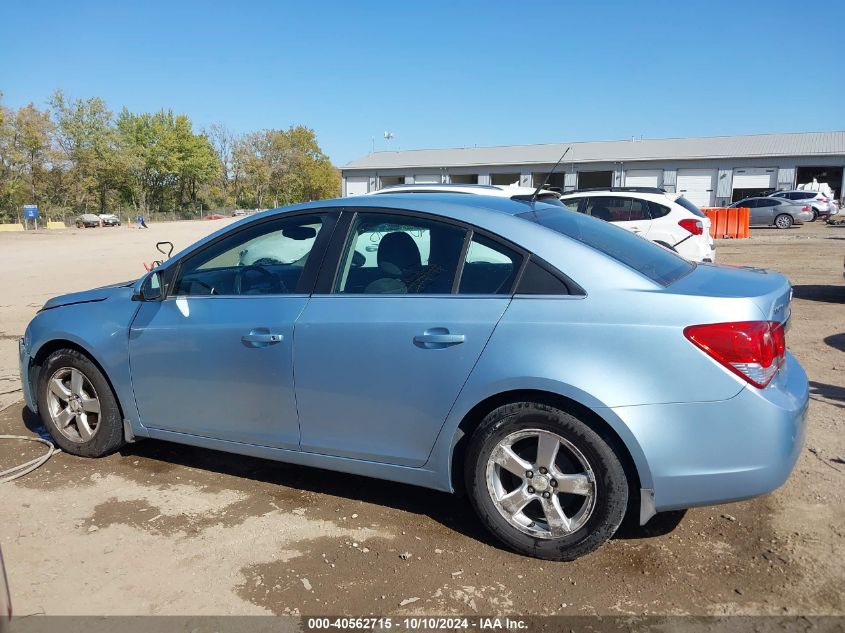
[701, 207, 749, 239]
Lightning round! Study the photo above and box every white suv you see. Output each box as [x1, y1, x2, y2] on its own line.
[559, 188, 715, 262]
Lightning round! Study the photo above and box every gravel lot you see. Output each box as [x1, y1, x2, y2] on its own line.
[1, 219, 843, 616]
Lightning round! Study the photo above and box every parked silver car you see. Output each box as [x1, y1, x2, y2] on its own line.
[730, 197, 813, 229]
[768, 190, 836, 220]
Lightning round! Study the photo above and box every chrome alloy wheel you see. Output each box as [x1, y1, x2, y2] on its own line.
[46, 367, 101, 442]
[485, 429, 596, 539]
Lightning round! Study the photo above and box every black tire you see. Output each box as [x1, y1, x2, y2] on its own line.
[774, 214, 793, 229]
[464, 401, 628, 561]
[811, 209, 818, 221]
[36, 348, 125, 457]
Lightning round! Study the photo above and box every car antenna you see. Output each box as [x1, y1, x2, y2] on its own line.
[531, 146, 571, 204]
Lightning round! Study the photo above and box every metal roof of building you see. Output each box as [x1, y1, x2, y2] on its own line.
[343, 131, 845, 171]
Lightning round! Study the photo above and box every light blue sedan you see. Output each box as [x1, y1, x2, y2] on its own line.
[18, 194, 808, 560]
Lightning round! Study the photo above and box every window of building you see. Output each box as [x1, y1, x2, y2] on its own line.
[490, 173, 521, 186]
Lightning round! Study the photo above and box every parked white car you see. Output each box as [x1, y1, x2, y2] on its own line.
[559, 188, 715, 262]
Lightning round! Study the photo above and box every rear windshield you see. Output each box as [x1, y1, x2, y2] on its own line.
[674, 195, 707, 217]
[517, 206, 694, 286]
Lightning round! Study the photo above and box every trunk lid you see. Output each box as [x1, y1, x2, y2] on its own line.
[670, 263, 792, 324]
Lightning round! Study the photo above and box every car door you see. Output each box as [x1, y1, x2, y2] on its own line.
[293, 210, 522, 467]
[752, 198, 781, 225]
[742, 199, 765, 225]
[128, 211, 335, 449]
[583, 196, 653, 237]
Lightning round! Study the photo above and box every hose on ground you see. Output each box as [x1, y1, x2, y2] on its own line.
[0, 435, 60, 483]
[0, 398, 61, 483]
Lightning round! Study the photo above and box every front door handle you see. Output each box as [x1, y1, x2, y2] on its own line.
[242, 330, 284, 346]
[414, 328, 465, 348]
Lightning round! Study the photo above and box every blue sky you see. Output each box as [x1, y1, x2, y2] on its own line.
[2, 0, 843, 165]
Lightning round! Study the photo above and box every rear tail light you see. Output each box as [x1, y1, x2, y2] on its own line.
[802, 206, 810, 212]
[684, 321, 786, 388]
[678, 218, 704, 235]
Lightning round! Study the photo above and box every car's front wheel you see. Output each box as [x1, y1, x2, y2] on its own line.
[36, 348, 125, 457]
[465, 401, 628, 561]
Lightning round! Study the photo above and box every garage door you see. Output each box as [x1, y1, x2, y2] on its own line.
[732, 168, 776, 190]
[625, 169, 662, 188]
[676, 169, 716, 207]
[413, 174, 441, 184]
[345, 176, 368, 197]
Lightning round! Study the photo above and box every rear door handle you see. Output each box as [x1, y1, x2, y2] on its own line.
[242, 331, 284, 346]
[414, 329, 465, 347]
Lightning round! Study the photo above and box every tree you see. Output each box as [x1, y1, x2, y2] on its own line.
[49, 90, 115, 212]
[0, 90, 338, 222]
[232, 126, 339, 209]
[207, 122, 235, 203]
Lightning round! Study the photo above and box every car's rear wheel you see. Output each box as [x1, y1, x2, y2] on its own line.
[811, 209, 818, 221]
[465, 401, 628, 561]
[36, 348, 125, 457]
[774, 214, 793, 229]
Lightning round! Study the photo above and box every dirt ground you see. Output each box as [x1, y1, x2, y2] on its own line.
[0, 219, 843, 616]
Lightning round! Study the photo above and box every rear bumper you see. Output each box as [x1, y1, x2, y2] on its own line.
[677, 236, 716, 263]
[614, 353, 808, 515]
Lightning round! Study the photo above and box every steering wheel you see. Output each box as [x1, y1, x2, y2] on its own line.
[234, 265, 285, 295]
[190, 279, 217, 295]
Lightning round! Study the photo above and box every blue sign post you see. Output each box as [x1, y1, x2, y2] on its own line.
[23, 204, 39, 230]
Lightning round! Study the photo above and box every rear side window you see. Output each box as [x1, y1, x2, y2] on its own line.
[674, 196, 707, 217]
[517, 206, 694, 287]
[648, 201, 671, 219]
[757, 199, 778, 207]
[515, 258, 574, 295]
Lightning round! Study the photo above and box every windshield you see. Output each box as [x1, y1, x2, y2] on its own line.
[517, 206, 694, 286]
[674, 196, 707, 217]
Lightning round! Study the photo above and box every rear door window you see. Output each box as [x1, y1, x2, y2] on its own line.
[458, 234, 522, 295]
[584, 197, 651, 222]
[334, 213, 467, 294]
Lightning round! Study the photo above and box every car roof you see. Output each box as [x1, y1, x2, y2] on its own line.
[346, 192, 554, 216]
[737, 197, 799, 203]
[368, 183, 558, 198]
[561, 189, 677, 203]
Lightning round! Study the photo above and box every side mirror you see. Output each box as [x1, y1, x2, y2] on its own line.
[132, 270, 164, 301]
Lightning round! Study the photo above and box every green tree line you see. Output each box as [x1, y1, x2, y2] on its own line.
[0, 90, 340, 223]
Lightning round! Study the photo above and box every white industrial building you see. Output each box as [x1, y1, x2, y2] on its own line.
[341, 131, 845, 207]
